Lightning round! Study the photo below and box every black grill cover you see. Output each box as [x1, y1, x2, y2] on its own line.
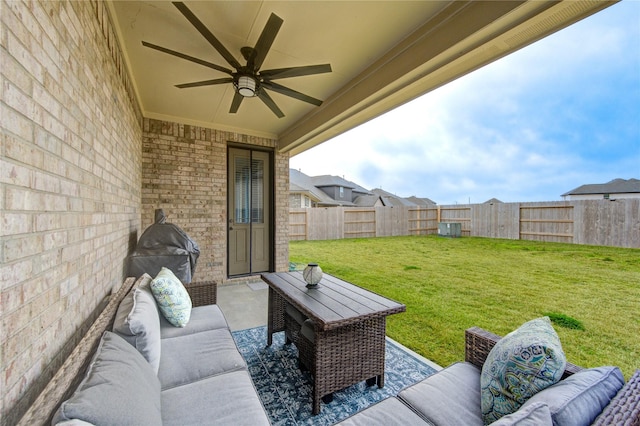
[127, 209, 200, 282]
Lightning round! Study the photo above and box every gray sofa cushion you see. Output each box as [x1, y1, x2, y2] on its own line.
[52, 331, 162, 426]
[159, 304, 229, 339]
[336, 397, 430, 425]
[491, 402, 552, 425]
[521, 366, 625, 426]
[158, 328, 246, 390]
[398, 362, 483, 426]
[112, 277, 161, 372]
[161, 370, 270, 426]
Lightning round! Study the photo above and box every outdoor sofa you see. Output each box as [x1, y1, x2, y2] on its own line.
[337, 322, 640, 426]
[16, 273, 270, 426]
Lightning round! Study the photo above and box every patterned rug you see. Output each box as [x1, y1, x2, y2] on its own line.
[232, 326, 437, 425]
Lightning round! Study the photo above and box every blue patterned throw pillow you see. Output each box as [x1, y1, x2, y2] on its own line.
[150, 267, 192, 327]
[481, 317, 566, 424]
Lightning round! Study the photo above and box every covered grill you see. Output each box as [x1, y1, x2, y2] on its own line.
[127, 209, 200, 283]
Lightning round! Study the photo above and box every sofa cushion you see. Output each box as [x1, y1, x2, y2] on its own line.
[491, 402, 552, 425]
[158, 328, 247, 390]
[52, 331, 162, 426]
[55, 420, 95, 425]
[336, 397, 430, 425]
[161, 370, 270, 426]
[159, 304, 229, 339]
[521, 366, 624, 426]
[399, 362, 483, 426]
[112, 275, 161, 372]
[151, 266, 192, 327]
[481, 317, 566, 424]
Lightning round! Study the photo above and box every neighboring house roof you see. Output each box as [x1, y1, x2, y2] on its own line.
[290, 182, 306, 192]
[353, 194, 383, 207]
[311, 175, 372, 195]
[289, 169, 339, 206]
[483, 198, 503, 204]
[406, 196, 437, 206]
[372, 188, 417, 207]
[562, 178, 640, 196]
[290, 170, 436, 207]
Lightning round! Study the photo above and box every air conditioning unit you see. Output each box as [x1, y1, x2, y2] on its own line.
[438, 222, 461, 238]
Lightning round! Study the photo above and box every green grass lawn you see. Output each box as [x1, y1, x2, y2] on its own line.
[289, 235, 640, 379]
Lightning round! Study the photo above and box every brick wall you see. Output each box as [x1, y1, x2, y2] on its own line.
[0, 1, 292, 423]
[275, 148, 291, 270]
[0, 1, 142, 424]
[142, 118, 290, 283]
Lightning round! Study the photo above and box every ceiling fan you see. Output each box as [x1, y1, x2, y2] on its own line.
[142, 2, 332, 118]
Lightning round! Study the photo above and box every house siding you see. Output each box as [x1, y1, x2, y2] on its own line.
[320, 185, 352, 203]
[565, 193, 640, 201]
[1, 1, 142, 424]
[290, 193, 304, 208]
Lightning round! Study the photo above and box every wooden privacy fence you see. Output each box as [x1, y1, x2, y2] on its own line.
[289, 199, 640, 248]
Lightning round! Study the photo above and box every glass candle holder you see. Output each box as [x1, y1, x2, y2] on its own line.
[303, 263, 323, 287]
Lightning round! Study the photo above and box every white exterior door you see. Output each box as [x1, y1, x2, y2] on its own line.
[228, 147, 271, 276]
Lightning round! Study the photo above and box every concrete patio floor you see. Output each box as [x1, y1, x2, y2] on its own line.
[217, 278, 269, 331]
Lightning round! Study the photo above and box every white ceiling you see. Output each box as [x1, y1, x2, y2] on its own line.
[108, 1, 615, 155]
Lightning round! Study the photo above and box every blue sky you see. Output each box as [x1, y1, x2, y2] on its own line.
[290, 1, 640, 205]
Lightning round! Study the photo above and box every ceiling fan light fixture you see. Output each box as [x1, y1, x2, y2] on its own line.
[236, 75, 257, 97]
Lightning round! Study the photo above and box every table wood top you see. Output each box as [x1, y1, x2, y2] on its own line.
[261, 271, 406, 331]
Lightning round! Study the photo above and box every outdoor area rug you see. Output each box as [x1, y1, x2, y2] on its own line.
[232, 326, 437, 426]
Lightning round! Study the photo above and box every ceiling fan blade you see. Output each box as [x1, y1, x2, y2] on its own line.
[262, 81, 323, 106]
[230, 91, 244, 113]
[248, 13, 283, 72]
[260, 64, 332, 80]
[142, 41, 233, 75]
[257, 90, 285, 118]
[172, 2, 242, 70]
[175, 78, 233, 89]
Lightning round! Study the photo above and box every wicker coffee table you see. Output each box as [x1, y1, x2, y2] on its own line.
[261, 271, 406, 414]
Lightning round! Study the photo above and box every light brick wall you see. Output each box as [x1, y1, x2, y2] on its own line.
[0, 1, 142, 424]
[0, 1, 292, 424]
[142, 118, 290, 283]
[275, 147, 291, 270]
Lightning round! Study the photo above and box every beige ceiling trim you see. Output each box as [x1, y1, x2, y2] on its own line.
[144, 111, 277, 139]
[280, 0, 616, 156]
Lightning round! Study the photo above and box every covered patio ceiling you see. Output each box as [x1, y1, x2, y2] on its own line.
[108, 1, 615, 156]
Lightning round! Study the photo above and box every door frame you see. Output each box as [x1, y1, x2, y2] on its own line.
[226, 144, 275, 278]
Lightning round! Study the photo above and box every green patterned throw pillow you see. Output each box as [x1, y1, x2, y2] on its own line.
[150, 267, 192, 327]
[480, 317, 566, 424]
